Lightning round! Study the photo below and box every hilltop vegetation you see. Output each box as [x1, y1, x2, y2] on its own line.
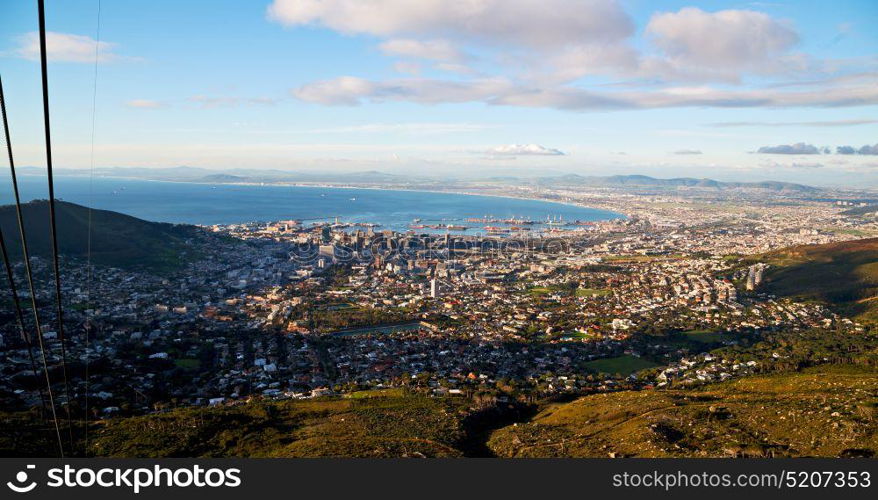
[2, 354, 875, 458]
[81, 326, 878, 458]
[0, 392, 484, 458]
[487, 365, 878, 458]
[5, 364, 874, 458]
[753, 238, 878, 322]
[90, 394, 476, 458]
[0, 200, 201, 273]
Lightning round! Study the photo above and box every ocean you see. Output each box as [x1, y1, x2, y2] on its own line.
[1, 175, 622, 233]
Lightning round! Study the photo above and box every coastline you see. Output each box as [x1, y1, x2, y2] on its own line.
[23, 173, 629, 221]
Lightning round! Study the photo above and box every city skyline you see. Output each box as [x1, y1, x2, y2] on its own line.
[1, 0, 877, 187]
[3, 1, 878, 465]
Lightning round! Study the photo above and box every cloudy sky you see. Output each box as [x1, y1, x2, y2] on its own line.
[2, 0, 877, 186]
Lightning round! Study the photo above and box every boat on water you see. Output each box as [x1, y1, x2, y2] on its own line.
[467, 215, 498, 223]
[546, 215, 565, 226]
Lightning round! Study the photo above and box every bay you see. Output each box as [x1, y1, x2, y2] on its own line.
[1, 175, 623, 233]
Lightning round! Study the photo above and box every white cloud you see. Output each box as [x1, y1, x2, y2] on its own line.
[267, 0, 634, 48]
[126, 99, 164, 109]
[520, 8, 811, 84]
[293, 75, 878, 110]
[487, 144, 565, 156]
[393, 61, 421, 75]
[294, 76, 515, 106]
[837, 144, 878, 155]
[646, 8, 799, 74]
[544, 43, 639, 82]
[380, 39, 465, 62]
[757, 143, 821, 154]
[13, 31, 119, 63]
[434, 62, 476, 75]
[273, 1, 875, 116]
[293, 76, 383, 106]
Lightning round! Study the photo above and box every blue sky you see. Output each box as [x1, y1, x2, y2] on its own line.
[1, 0, 877, 186]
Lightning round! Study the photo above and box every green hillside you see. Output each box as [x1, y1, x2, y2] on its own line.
[89, 394, 472, 458]
[0, 392, 478, 458]
[753, 238, 878, 322]
[3, 360, 876, 458]
[0, 200, 200, 272]
[4, 364, 875, 458]
[487, 365, 878, 458]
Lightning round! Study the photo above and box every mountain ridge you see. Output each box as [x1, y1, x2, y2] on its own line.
[19, 166, 820, 192]
[0, 200, 200, 273]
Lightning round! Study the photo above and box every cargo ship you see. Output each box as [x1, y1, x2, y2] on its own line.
[503, 217, 535, 225]
[546, 215, 566, 226]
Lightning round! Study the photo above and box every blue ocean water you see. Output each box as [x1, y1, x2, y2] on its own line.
[1, 176, 622, 232]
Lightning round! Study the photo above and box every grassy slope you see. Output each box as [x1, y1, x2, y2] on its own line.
[0, 200, 199, 272]
[750, 238, 878, 321]
[4, 365, 876, 458]
[89, 394, 470, 458]
[582, 355, 660, 375]
[487, 365, 878, 458]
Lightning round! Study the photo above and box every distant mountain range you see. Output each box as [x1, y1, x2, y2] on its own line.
[19, 166, 426, 185]
[530, 174, 818, 192]
[20, 166, 819, 193]
[0, 200, 200, 273]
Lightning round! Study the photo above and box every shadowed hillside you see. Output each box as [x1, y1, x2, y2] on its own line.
[754, 238, 878, 322]
[88, 393, 473, 458]
[0, 391, 478, 458]
[487, 365, 878, 458]
[3, 364, 874, 458]
[0, 200, 201, 273]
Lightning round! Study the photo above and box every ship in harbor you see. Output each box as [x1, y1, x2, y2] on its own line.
[409, 223, 469, 230]
[467, 215, 536, 225]
[546, 215, 566, 226]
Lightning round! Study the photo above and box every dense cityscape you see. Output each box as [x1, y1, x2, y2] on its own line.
[4, 1, 878, 494]
[2, 182, 875, 420]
